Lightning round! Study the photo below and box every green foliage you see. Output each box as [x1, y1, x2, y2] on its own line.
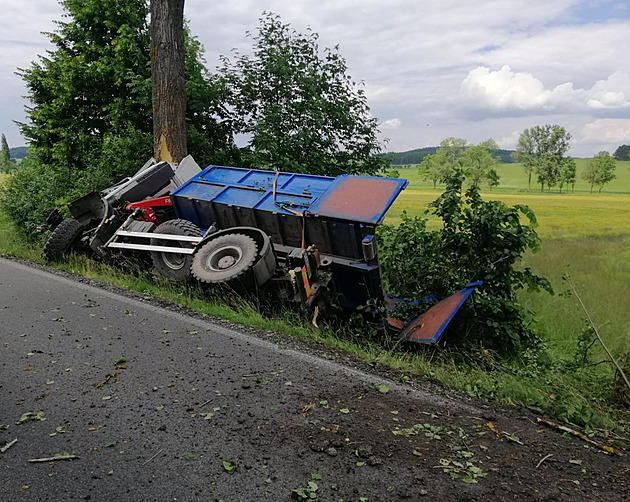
[378, 172, 552, 353]
[460, 143, 499, 187]
[1, 134, 10, 170]
[514, 125, 571, 192]
[0, 154, 74, 237]
[219, 12, 387, 176]
[4, 0, 236, 236]
[292, 481, 318, 501]
[419, 138, 500, 189]
[613, 144, 630, 161]
[581, 151, 616, 193]
[558, 158, 576, 193]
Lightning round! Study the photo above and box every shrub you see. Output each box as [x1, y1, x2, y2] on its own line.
[378, 172, 552, 354]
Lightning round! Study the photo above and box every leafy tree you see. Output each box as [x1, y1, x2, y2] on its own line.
[420, 138, 499, 188]
[0, 134, 11, 172]
[4, 0, 235, 236]
[515, 125, 571, 192]
[439, 137, 469, 165]
[219, 12, 387, 176]
[460, 141, 499, 187]
[613, 144, 630, 161]
[582, 151, 616, 193]
[558, 158, 576, 193]
[378, 172, 551, 353]
[418, 151, 455, 189]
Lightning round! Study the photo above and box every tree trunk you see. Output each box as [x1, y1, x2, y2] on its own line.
[151, 0, 187, 163]
[528, 172, 531, 191]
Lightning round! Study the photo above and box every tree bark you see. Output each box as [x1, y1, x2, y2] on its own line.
[150, 0, 187, 163]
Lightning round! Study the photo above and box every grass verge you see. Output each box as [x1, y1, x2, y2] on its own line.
[0, 213, 626, 434]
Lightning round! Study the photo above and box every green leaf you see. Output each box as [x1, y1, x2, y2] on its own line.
[222, 460, 238, 474]
[375, 384, 389, 394]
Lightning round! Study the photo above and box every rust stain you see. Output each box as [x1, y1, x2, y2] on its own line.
[403, 292, 466, 342]
[312, 177, 402, 223]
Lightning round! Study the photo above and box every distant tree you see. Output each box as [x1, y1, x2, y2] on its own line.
[460, 140, 499, 187]
[486, 168, 500, 189]
[515, 125, 571, 192]
[219, 13, 387, 176]
[513, 129, 537, 190]
[418, 151, 455, 189]
[0, 134, 10, 172]
[438, 137, 469, 165]
[613, 144, 630, 161]
[582, 151, 616, 193]
[558, 158, 576, 193]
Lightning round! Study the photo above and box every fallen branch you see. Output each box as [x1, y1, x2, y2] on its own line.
[535, 453, 553, 469]
[537, 418, 623, 456]
[567, 277, 630, 396]
[142, 448, 163, 466]
[28, 454, 79, 463]
[1, 439, 17, 453]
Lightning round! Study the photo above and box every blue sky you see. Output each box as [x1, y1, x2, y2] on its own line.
[1, 0, 629, 157]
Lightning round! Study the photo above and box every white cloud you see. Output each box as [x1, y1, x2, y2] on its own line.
[460, 66, 630, 112]
[580, 118, 630, 144]
[380, 118, 402, 130]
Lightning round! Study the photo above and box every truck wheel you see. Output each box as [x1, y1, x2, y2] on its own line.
[43, 218, 84, 260]
[150, 219, 202, 281]
[192, 233, 258, 284]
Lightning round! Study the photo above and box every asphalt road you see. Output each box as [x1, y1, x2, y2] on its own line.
[1, 257, 628, 502]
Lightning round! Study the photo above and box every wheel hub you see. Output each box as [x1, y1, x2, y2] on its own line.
[207, 245, 243, 271]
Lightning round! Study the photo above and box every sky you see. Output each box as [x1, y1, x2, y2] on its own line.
[1, 0, 629, 157]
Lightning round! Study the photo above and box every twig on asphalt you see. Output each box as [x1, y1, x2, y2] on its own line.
[200, 399, 212, 407]
[537, 417, 623, 456]
[535, 453, 553, 469]
[142, 448, 163, 466]
[28, 454, 79, 463]
[1, 439, 17, 453]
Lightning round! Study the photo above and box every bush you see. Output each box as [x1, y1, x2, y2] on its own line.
[378, 172, 552, 354]
[0, 128, 151, 238]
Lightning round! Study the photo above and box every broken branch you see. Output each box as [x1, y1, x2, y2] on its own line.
[28, 454, 79, 463]
[1, 439, 17, 453]
[537, 417, 622, 456]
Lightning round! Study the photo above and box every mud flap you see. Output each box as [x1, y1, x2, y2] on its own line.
[389, 282, 482, 344]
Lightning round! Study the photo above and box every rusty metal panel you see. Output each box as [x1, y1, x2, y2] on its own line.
[401, 282, 481, 344]
[309, 176, 407, 224]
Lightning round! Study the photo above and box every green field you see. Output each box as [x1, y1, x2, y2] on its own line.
[387, 161, 630, 240]
[394, 159, 630, 194]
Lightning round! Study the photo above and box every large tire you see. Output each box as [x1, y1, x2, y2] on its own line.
[43, 218, 84, 261]
[192, 233, 258, 284]
[150, 219, 202, 281]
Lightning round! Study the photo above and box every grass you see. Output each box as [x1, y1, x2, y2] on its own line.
[0, 168, 628, 433]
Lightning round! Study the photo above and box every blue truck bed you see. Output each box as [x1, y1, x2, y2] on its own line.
[171, 166, 407, 260]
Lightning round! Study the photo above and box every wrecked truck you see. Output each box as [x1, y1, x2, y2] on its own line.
[44, 157, 480, 344]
